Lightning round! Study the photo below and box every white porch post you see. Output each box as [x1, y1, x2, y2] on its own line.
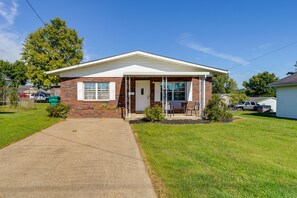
[128, 76, 131, 118]
[202, 75, 206, 110]
[162, 76, 164, 112]
[165, 76, 168, 117]
[125, 75, 128, 118]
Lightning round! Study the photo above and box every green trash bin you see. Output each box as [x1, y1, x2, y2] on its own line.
[49, 96, 61, 106]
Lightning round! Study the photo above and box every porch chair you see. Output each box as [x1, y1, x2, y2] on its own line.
[169, 101, 185, 116]
[166, 103, 174, 117]
[185, 102, 200, 116]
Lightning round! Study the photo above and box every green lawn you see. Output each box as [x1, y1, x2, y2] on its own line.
[132, 112, 297, 197]
[0, 103, 60, 149]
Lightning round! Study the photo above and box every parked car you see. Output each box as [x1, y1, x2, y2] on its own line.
[29, 93, 36, 100]
[34, 92, 50, 103]
[229, 101, 259, 111]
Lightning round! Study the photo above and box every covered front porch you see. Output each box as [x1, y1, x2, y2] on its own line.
[123, 72, 210, 119]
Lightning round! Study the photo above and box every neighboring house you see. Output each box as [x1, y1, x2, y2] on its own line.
[46, 51, 228, 118]
[248, 97, 277, 112]
[1, 73, 11, 87]
[269, 72, 297, 119]
[219, 94, 232, 105]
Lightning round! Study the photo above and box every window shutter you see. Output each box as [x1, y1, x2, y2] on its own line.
[154, 82, 161, 101]
[187, 81, 192, 101]
[109, 82, 116, 100]
[77, 82, 84, 100]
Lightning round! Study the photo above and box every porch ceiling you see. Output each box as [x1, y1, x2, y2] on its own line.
[123, 72, 210, 77]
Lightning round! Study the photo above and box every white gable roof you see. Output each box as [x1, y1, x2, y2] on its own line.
[46, 51, 228, 76]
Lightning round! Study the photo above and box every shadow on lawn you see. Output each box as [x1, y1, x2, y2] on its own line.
[0, 112, 16, 115]
[246, 112, 297, 121]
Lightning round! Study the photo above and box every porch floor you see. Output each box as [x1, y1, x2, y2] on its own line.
[126, 113, 201, 121]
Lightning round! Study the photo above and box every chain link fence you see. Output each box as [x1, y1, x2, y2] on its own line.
[0, 86, 36, 110]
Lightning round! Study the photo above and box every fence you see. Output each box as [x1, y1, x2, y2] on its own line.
[0, 86, 35, 109]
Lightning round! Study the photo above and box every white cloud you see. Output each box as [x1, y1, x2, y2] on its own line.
[178, 34, 249, 65]
[257, 43, 272, 49]
[0, 29, 22, 62]
[0, 0, 18, 25]
[82, 48, 99, 62]
[0, 0, 22, 62]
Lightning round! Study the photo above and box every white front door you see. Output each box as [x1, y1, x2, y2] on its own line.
[136, 80, 150, 112]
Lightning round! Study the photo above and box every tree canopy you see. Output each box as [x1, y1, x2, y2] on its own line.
[242, 72, 278, 97]
[21, 18, 84, 87]
[0, 60, 27, 86]
[212, 74, 238, 94]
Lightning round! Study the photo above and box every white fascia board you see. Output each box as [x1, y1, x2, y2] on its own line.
[46, 51, 228, 75]
[269, 83, 297, 88]
[123, 72, 210, 76]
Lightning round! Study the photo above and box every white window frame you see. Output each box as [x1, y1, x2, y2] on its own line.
[161, 82, 187, 101]
[84, 82, 110, 101]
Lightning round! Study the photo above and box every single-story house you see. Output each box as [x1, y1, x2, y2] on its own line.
[1, 73, 11, 87]
[269, 72, 297, 119]
[248, 97, 277, 112]
[46, 51, 228, 118]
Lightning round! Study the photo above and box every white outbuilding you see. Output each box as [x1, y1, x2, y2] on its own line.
[269, 73, 297, 119]
[249, 97, 277, 112]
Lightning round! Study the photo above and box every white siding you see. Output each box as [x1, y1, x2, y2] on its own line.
[258, 98, 277, 112]
[276, 86, 297, 119]
[60, 55, 209, 77]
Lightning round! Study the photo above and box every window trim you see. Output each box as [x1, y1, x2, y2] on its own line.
[83, 82, 110, 101]
[160, 81, 187, 101]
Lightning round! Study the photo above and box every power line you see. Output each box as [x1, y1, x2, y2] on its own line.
[25, 0, 46, 26]
[228, 40, 297, 70]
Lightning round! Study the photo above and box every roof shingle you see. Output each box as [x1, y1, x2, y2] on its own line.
[269, 72, 297, 87]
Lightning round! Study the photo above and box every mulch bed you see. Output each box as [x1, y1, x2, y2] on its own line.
[129, 118, 238, 124]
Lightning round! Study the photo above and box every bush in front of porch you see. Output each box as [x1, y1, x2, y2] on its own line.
[144, 105, 164, 122]
[204, 95, 233, 122]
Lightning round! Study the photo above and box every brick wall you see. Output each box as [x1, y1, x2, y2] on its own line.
[60, 77, 124, 118]
[205, 77, 212, 105]
[60, 76, 212, 118]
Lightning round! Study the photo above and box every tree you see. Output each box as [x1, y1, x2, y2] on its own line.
[212, 74, 238, 94]
[0, 72, 5, 87]
[0, 60, 27, 86]
[21, 18, 84, 87]
[242, 72, 278, 97]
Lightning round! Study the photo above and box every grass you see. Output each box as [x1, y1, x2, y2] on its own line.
[0, 103, 60, 149]
[131, 112, 297, 197]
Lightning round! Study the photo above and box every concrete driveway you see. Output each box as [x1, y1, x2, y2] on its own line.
[0, 119, 156, 198]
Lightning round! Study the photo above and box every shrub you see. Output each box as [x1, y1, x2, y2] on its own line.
[144, 105, 164, 122]
[8, 89, 18, 108]
[204, 95, 233, 122]
[46, 104, 70, 118]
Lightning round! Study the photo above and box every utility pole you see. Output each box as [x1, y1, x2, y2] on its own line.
[294, 61, 297, 72]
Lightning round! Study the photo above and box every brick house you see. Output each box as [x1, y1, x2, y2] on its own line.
[46, 51, 228, 118]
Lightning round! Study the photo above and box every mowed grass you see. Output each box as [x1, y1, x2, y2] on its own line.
[0, 103, 60, 149]
[132, 112, 297, 197]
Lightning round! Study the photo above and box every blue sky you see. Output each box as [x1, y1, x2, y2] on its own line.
[0, 0, 297, 87]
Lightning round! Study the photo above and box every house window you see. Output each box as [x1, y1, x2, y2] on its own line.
[84, 82, 109, 100]
[160, 82, 186, 101]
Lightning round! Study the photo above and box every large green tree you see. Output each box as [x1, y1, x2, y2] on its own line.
[243, 72, 278, 97]
[0, 60, 27, 86]
[21, 18, 84, 87]
[212, 74, 238, 94]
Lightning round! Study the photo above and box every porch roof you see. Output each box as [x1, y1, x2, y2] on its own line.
[123, 72, 210, 77]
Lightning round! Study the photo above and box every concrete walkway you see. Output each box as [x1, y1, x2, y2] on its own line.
[0, 119, 156, 198]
